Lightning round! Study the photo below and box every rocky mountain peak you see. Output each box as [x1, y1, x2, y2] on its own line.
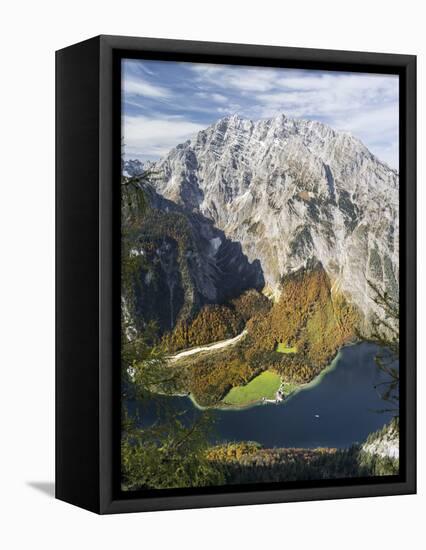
[149, 113, 398, 331]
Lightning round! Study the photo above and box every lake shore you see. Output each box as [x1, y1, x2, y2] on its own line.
[128, 341, 396, 450]
[184, 347, 348, 411]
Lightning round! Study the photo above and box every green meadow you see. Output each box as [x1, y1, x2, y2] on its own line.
[223, 371, 281, 406]
[276, 342, 298, 354]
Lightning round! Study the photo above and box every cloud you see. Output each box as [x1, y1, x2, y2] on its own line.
[123, 114, 206, 159]
[195, 91, 228, 103]
[248, 73, 398, 118]
[333, 104, 398, 138]
[123, 78, 170, 99]
[192, 64, 279, 92]
[332, 104, 399, 168]
[369, 142, 399, 169]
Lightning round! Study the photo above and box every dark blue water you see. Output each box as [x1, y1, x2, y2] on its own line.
[127, 342, 397, 448]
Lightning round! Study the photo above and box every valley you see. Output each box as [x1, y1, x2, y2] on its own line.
[142, 262, 359, 408]
[121, 112, 400, 490]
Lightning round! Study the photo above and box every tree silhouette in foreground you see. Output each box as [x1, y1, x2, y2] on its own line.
[367, 279, 399, 416]
[120, 174, 223, 491]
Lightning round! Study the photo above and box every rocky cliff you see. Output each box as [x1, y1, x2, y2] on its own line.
[121, 182, 264, 336]
[152, 113, 399, 331]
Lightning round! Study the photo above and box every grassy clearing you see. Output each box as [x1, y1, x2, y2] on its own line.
[276, 342, 298, 354]
[280, 381, 300, 394]
[223, 371, 281, 406]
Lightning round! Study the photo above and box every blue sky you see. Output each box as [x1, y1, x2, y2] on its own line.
[122, 59, 399, 170]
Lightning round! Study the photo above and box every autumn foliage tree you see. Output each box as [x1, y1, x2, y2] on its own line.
[161, 289, 270, 353]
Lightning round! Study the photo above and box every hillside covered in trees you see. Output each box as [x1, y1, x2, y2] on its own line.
[160, 263, 359, 407]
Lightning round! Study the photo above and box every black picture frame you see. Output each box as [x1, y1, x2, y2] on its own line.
[56, 35, 416, 514]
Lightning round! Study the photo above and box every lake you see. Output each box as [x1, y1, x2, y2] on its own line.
[127, 342, 398, 449]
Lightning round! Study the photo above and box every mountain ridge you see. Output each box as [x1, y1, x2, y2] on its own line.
[143, 112, 399, 331]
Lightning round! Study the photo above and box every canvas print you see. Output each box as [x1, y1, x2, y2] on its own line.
[120, 59, 400, 492]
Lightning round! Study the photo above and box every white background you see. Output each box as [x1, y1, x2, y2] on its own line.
[0, 1, 423, 548]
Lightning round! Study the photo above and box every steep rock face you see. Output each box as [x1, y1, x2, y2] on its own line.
[122, 183, 264, 335]
[361, 418, 399, 460]
[154, 114, 399, 329]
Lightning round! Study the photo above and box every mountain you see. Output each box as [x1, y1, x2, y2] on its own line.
[122, 158, 144, 178]
[153, 113, 399, 331]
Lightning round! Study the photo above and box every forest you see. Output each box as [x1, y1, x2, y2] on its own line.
[121, 425, 399, 491]
[160, 263, 359, 407]
[206, 439, 399, 485]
